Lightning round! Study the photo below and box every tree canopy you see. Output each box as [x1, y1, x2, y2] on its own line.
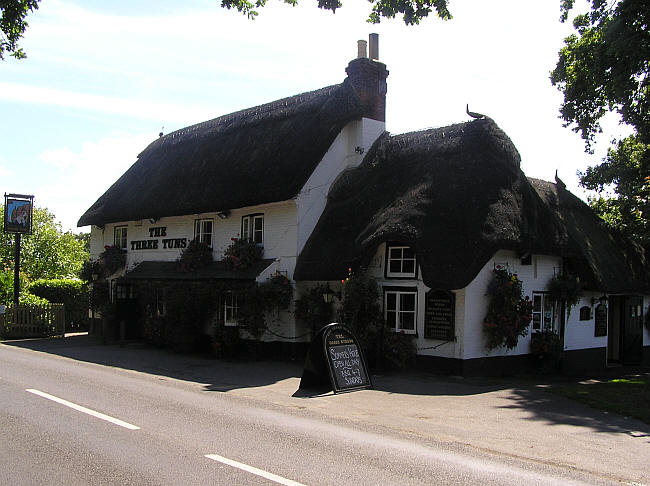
[551, 0, 650, 248]
[0, 205, 88, 281]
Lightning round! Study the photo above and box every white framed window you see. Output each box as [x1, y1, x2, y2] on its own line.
[532, 292, 556, 332]
[113, 283, 135, 302]
[114, 226, 128, 249]
[386, 244, 417, 278]
[194, 219, 213, 247]
[241, 214, 264, 244]
[384, 287, 418, 334]
[223, 291, 240, 326]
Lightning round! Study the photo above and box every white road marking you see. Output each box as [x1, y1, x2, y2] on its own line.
[26, 389, 140, 430]
[205, 453, 306, 486]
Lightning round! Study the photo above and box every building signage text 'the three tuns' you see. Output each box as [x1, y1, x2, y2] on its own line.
[130, 227, 188, 251]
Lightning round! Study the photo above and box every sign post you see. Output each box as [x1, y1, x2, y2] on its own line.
[3, 194, 34, 305]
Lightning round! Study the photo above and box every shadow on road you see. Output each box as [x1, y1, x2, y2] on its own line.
[5, 334, 650, 440]
[4, 334, 507, 398]
[3, 334, 302, 392]
[500, 385, 650, 440]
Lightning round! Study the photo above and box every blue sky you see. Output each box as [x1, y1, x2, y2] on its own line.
[0, 0, 624, 232]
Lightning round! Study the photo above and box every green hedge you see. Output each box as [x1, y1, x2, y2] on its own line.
[27, 279, 89, 330]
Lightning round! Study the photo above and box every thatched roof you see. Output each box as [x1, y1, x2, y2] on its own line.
[295, 118, 562, 289]
[78, 82, 363, 227]
[529, 178, 650, 293]
[295, 118, 649, 292]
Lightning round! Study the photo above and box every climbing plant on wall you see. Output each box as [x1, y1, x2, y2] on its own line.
[483, 266, 533, 350]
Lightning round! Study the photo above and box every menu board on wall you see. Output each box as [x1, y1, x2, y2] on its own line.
[594, 303, 608, 337]
[424, 290, 455, 340]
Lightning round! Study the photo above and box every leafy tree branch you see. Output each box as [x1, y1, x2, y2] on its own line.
[0, 0, 40, 59]
[551, 0, 649, 248]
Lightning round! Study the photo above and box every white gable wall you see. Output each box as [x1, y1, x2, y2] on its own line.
[462, 250, 559, 359]
[296, 118, 385, 255]
[462, 250, 613, 360]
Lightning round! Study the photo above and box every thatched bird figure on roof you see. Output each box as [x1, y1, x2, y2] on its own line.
[466, 104, 486, 120]
[555, 170, 566, 189]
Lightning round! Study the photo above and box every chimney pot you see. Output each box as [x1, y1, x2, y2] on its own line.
[369, 33, 379, 60]
[357, 40, 367, 59]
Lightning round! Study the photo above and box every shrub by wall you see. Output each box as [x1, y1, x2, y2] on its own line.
[27, 279, 89, 330]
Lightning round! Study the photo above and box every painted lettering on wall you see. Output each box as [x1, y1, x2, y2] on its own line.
[149, 226, 167, 238]
[130, 226, 187, 251]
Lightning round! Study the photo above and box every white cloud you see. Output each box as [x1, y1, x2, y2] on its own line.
[35, 132, 156, 231]
[0, 165, 13, 177]
[0, 82, 218, 124]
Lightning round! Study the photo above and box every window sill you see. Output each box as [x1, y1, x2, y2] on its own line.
[390, 329, 417, 336]
[385, 273, 417, 279]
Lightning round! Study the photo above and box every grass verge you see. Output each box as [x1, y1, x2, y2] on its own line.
[549, 376, 650, 424]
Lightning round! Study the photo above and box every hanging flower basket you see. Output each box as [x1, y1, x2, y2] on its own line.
[222, 237, 263, 270]
[547, 273, 582, 317]
[178, 239, 213, 271]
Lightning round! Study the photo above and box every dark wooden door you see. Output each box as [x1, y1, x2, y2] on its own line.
[621, 296, 643, 365]
[115, 283, 141, 340]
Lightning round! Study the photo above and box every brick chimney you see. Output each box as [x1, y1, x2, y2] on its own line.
[345, 33, 389, 122]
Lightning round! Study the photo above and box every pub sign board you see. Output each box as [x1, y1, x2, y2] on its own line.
[324, 324, 372, 393]
[300, 323, 372, 394]
[3, 194, 34, 234]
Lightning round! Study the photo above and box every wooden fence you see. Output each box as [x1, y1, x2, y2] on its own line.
[0, 304, 66, 339]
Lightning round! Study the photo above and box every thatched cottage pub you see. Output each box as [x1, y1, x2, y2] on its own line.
[79, 35, 650, 375]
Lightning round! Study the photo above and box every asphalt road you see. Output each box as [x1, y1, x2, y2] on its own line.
[0, 340, 640, 485]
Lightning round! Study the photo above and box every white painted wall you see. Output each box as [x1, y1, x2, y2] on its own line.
[296, 118, 385, 255]
[89, 200, 298, 278]
[463, 250, 558, 359]
[563, 293, 607, 351]
[359, 245, 614, 361]
[366, 243, 463, 360]
[461, 250, 614, 359]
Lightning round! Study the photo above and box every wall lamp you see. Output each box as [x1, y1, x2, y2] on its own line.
[322, 284, 341, 304]
[149, 217, 160, 224]
[217, 210, 231, 220]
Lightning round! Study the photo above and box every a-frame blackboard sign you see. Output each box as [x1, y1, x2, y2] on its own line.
[300, 323, 372, 394]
